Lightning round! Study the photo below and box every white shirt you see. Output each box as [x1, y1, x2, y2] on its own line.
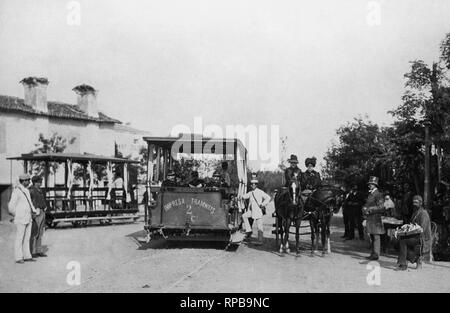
[8, 184, 37, 225]
[242, 188, 271, 219]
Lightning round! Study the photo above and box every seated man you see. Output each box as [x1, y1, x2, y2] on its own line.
[161, 171, 178, 188]
[397, 195, 432, 270]
[205, 171, 222, 189]
[188, 170, 205, 188]
[284, 154, 303, 188]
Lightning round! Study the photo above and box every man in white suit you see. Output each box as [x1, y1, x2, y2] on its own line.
[240, 174, 271, 245]
[8, 174, 39, 264]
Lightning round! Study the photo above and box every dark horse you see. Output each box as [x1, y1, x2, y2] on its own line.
[304, 185, 345, 256]
[274, 179, 304, 255]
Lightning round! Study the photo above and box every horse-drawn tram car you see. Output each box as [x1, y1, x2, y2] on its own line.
[8, 153, 140, 227]
[143, 135, 248, 243]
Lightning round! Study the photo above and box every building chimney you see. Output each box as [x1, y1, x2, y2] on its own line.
[72, 84, 98, 117]
[20, 77, 49, 113]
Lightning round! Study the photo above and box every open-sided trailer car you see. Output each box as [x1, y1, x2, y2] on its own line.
[7, 152, 140, 227]
[143, 135, 248, 242]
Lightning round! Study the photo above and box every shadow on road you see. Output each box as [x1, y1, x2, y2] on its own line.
[126, 230, 232, 251]
[245, 214, 403, 267]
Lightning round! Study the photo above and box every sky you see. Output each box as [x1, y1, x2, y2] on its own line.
[1, 0, 450, 171]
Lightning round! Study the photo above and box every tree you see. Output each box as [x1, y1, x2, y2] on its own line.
[29, 132, 76, 177]
[388, 32, 450, 192]
[323, 116, 391, 187]
[324, 33, 450, 196]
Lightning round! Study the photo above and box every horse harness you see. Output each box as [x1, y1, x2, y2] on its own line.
[305, 192, 340, 223]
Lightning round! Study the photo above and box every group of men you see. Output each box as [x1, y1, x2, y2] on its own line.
[8, 174, 47, 264]
[342, 176, 432, 270]
[7, 160, 431, 272]
[161, 161, 231, 189]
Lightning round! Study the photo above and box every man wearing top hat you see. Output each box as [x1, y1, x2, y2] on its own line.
[239, 174, 271, 245]
[284, 154, 303, 188]
[302, 157, 322, 192]
[363, 176, 386, 260]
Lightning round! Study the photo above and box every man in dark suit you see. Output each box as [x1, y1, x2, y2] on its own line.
[280, 155, 303, 234]
[363, 176, 386, 260]
[29, 175, 47, 258]
[284, 155, 303, 188]
[343, 184, 365, 240]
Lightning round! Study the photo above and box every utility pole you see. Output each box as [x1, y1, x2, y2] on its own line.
[424, 120, 432, 210]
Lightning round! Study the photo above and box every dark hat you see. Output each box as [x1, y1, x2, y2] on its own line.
[167, 171, 175, 177]
[191, 170, 199, 177]
[213, 170, 221, 178]
[32, 175, 43, 183]
[287, 154, 299, 163]
[305, 157, 317, 167]
[367, 176, 379, 187]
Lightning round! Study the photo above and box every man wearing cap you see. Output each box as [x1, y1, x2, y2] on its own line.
[302, 157, 322, 192]
[239, 174, 271, 245]
[29, 175, 48, 258]
[363, 176, 386, 260]
[8, 174, 38, 264]
[206, 170, 222, 189]
[284, 155, 303, 188]
[162, 171, 178, 188]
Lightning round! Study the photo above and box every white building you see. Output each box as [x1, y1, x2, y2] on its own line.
[0, 77, 150, 220]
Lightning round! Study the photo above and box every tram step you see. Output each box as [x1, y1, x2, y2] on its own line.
[51, 214, 139, 223]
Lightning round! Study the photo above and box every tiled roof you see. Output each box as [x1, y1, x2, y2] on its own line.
[113, 123, 152, 135]
[0, 95, 121, 124]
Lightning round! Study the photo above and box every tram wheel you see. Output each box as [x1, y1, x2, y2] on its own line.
[45, 219, 54, 228]
[72, 221, 81, 227]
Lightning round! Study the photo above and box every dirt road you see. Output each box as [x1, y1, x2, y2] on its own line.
[1, 205, 449, 293]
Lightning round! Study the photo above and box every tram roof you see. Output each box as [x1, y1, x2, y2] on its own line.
[143, 135, 247, 153]
[7, 152, 139, 164]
